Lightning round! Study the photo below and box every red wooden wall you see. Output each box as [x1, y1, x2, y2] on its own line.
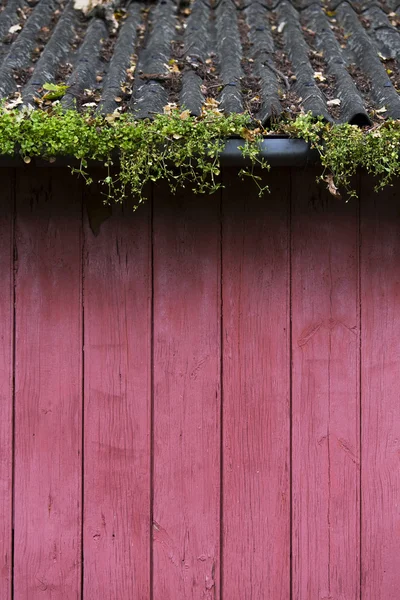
[0, 167, 399, 599]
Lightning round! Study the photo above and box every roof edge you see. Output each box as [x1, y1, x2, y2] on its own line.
[220, 138, 320, 167]
[0, 138, 320, 168]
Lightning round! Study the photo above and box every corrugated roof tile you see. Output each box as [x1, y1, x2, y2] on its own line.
[0, 0, 399, 122]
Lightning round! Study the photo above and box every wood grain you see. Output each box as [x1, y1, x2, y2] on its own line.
[291, 170, 360, 600]
[360, 180, 400, 599]
[0, 171, 14, 599]
[152, 185, 221, 599]
[83, 189, 151, 598]
[14, 169, 82, 599]
[221, 170, 290, 599]
[7, 166, 400, 597]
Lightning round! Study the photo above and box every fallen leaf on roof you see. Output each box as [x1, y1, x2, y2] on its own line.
[311, 49, 324, 58]
[314, 71, 326, 82]
[277, 21, 286, 34]
[165, 60, 180, 74]
[163, 102, 178, 115]
[202, 97, 222, 117]
[120, 83, 132, 94]
[105, 109, 122, 125]
[9, 24, 22, 34]
[126, 63, 136, 79]
[378, 52, 390, 62]
[73, 0, 105, 14]
[327, 98, 341, 106]
[113, 9, 127, 21]
[5, 93, 23, 110]
[375, 106, 387, 113]
[17, 6, 29, 20]
[82, 102, 97, 107]
[388, 12, 400, 25]
[204, 97, 220, 109]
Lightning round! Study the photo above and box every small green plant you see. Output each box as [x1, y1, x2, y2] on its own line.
[277, 113, 400, 199]
[42, 83, 70, 101]
[0, 102, 266, 207]
[0, 100, 399, 205]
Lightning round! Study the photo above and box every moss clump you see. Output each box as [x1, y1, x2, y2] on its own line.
[0, 104, 266, 207]
[278, 113, 400, 200]
[0, 103, 399, 205]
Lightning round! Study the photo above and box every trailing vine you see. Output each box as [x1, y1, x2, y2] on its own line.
[0, 100, 399, 205]
[276, 113, 400, 200]
[0, 102, 267, 207]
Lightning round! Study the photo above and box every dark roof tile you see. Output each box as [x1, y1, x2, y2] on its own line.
[215, 0, 244, 113]
[98, 4, 141, 113]
[22, 5, 79, 105]
[245, 1, 281, 122]
[0, 0, 399, 123]
[302, 3, 370, 123]
[337, 1, 400, 117]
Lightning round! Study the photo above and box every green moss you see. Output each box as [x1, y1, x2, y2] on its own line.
[0, 104, 266, 207]
[0, 103, 399, 205]
[278, 113, 400, 199]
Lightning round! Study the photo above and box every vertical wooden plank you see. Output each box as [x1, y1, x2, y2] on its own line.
[153, 186, 221, 599]
[291, 170, 360, 600]
[83, 190, 151, 598]
[14, 169, 82, 599]
[221, 171, 290, 599]
[361, 181, 400, 599]
[0, 171, 14, 599]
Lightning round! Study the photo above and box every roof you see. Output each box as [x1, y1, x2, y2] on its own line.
[0, 0, 399, 125]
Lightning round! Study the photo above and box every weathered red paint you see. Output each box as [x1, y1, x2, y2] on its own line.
[291, 171, 360, 599]
[3, 169, 400, 598]
[0, 171, 13, 600]
[221, 171, 290, 599]
[83, 190, 151, 598]
[14, 170, 82, 598]
[361, 181, 400, 600]
[152, 186, 221, 599]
